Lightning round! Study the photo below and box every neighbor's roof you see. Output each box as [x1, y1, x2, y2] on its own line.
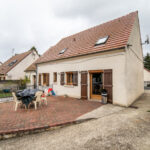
[0, 50, 33, 75]
[36, 11, 138, 64]
[25, 62, 36, 72]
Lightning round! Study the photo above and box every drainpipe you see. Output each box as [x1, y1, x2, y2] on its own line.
[36, 64, 38, 89]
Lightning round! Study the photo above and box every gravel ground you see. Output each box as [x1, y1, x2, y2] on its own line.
[0, 92, 150, 150]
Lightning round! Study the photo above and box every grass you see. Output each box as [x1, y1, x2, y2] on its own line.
[0, 92, 12, 98]
[147, 110, 150, 112]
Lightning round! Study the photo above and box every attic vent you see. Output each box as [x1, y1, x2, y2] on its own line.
[95, 36, 109, 46]
[8, 60, 17, 67]
[59, 48, 67, 54]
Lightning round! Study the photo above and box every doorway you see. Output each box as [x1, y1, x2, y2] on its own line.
[90, 72, 103, 100]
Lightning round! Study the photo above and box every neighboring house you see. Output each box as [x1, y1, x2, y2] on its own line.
[144, 68, 150, 87]
[0, 48, 39, 80]
[24, 62, 38, 88]
[0, 62, 2, 66]
[36, 11, 144, 107]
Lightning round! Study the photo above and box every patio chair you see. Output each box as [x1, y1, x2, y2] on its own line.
[12, 92, 22, 111]
[41, 89, 48, 105]
[33, 91, 43, 110]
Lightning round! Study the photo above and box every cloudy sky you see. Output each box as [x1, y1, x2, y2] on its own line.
[0, 0, 149, 62]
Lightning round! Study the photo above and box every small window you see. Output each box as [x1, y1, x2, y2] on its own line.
[59, 48, 67, 54]
[95, 36, 109, 46]
[8, 60, 17, 67]
[66, 72, 78, 86]
[66, 72, 73, 85]
[53, 72, 57, 82]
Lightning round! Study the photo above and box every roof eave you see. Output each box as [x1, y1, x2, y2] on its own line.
[36, 46, 125, 65]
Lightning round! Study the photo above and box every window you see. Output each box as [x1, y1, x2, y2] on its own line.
[66, 72, 73, 85]
[43, 73, 49, 86]
[59, 48, 67, 54]
[66, 72, 78, 86]
[8, 60, 17, 67]
[95, 36, 109, 46]
[53, 72, 57, 82]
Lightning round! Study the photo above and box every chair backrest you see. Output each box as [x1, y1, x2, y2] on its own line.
[35, 91, 43, 102]
[12, 92, 18, 102]
[44, 89, 48, 96]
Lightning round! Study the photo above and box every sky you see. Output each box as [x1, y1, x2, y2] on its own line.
[0, 0, 150, 62]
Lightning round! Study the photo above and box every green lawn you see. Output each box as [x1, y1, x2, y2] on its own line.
[0, 93, 12, 98]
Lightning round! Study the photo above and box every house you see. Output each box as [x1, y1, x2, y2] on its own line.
[36, 11, 144, 107]
[0, 48, 39, 80]
[24, 62, 39, 88]
[144, 68, 150, 87]
[0, 62, 2, 66]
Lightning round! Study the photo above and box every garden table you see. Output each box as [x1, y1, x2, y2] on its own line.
[16, 89, 39, 108]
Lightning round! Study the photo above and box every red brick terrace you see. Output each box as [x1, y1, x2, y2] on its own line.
[0, 96, 102, 135]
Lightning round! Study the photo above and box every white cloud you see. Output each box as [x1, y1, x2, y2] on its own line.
[0, 0, 149, 62]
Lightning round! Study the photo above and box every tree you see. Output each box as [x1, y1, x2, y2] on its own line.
[30, 46, 37, 51]
[144, 53, 150, 70]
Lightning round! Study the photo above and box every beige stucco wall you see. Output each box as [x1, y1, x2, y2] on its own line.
[6, 50, 39, 80]
[144, 69, 150, 81]
[36, 14, 143, 107]
[37, 50, 128, 106]
[124, 15, 144, 106]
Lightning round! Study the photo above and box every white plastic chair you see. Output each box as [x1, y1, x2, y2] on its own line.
[12, 92, 22, 111]
[33, 91, 43, 110]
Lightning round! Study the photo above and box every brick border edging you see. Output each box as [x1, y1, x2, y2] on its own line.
[0, 118, 95, 140]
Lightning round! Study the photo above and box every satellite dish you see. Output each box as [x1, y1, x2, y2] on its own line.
[145, 35, 149, 44]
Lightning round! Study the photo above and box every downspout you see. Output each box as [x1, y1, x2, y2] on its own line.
[36, 64, 38, 89]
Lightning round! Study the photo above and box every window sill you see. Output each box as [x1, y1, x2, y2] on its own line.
[64, 84, 74, 88]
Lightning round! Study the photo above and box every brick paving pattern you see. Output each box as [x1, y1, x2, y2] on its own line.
[0, 96, 102, 134]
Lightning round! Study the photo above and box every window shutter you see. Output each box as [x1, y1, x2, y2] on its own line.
[81, 71, 88, 99]
[73, 71, 78, 86]
[46, 73, 49, 86]
[104, 69, 113, 103]
[60, 72, 64, 85]
[39, 74, 41, 86]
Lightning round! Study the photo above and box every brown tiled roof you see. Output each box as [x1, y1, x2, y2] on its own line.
[25, 62, 36, 72]
[36, 11, 138, 64]
[0, 51, 32, 75]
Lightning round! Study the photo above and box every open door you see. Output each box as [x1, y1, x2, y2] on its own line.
[81, 71, 88, 99]
[90, 72, 103, 100]
[104, 69, 113, 103]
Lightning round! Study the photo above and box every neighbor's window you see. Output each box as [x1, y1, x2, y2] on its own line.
[66, 72, 78, 86]
[8, 60, 17, 67]
[53, 72, 57, 82]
